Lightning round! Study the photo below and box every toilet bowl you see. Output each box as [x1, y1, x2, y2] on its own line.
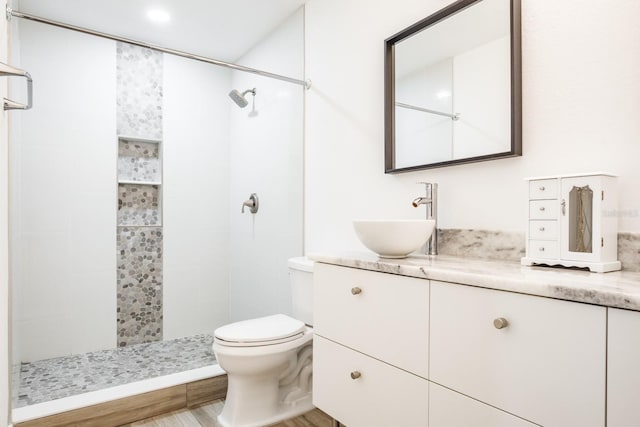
[213, 257, 314, 427]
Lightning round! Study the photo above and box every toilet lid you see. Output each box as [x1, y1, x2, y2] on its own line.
[214, 314, 306, 346]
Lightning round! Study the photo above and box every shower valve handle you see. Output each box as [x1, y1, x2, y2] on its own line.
[242, 193, 259, 214]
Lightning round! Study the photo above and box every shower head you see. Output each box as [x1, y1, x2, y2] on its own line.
[229, 88, 256, 108]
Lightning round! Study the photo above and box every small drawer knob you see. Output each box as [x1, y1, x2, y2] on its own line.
[351, 287, 362, 295]
[539, 226, 545, 231]
[539, 247, 545, 252]
[539, 206, 546, 211]
[350, 371, 362, 380]
[539, 186, 545, 191]
[493, 318, 509, 329]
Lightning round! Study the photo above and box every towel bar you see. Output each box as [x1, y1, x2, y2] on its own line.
[0, 61, 32, 111]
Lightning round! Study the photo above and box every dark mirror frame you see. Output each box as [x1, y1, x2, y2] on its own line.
[384, 0, 522, 173]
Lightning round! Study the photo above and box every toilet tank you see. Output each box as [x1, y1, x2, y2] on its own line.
[288, 257, 314, 326]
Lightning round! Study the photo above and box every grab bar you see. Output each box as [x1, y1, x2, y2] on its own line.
[0, 61, 32, 111]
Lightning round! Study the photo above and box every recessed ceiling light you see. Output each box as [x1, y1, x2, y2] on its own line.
[147, 9, 170, 23]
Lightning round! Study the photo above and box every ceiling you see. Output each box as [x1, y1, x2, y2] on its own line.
[14, 0, 307, 62]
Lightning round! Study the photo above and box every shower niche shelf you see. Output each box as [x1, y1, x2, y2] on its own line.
[117, 135, 162, 227]
[118, 179, 162, 186]
[117, 134, 161, 144]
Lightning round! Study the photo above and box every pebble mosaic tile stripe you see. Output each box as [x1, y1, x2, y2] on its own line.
[117, 227, 163, 346]
[116, 41, 164, 347]
[116, 43, 163, 140]
[13, 334, 215, 408]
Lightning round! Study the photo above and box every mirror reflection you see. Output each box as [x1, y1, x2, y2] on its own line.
[385, 0, 521, 172]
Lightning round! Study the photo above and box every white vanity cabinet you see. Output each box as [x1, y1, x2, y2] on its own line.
[430, 281, 606, 427]
[314, 335, 429, 427]
[313, 263, 429, 426]
[313, 263, 429, 377]
[429, 383, 536, 427]
[607, 308, 640, 427]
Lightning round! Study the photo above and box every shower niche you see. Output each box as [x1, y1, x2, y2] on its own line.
[522, 173, 621, 272]
[117, 136, 162, 226]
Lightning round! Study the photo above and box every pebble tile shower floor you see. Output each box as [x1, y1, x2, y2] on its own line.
[14, 334, 215, 407]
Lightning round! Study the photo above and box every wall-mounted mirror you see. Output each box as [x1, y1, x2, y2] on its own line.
[385, 0, 521, 173]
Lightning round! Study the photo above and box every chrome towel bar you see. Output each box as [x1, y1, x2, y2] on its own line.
[0, 61, 33, 111]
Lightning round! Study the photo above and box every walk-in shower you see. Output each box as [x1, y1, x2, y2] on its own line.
[229, 87, 256, 108]
[8, 2, 306, 424]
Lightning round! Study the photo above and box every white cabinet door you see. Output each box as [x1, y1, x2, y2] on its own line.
[314, 263, 429, 377]
[608, 308, 640, 427]
[313, 336, 428, 427]
[430, 281, 606, 427]
[429, 383, 537, 427]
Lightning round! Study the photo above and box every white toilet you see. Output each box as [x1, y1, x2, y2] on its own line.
[213, 257, 314, 427]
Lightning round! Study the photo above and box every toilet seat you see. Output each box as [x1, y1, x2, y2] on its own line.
[214, 314, 306, 347]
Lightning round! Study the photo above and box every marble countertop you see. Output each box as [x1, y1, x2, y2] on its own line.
[308, 252, 640, 311]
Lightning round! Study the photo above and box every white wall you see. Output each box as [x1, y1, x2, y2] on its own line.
[11, 21, 117, 362]
[304, 0, 640, 254]
[1, 0, 11, 421]
[228, 9, 304, 322]
[163, 55, 231, 339]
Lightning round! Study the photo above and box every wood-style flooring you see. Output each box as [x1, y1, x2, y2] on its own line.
[121, 399, 334, 427]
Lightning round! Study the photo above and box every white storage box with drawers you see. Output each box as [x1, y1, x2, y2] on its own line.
[521, 173, 621, 272]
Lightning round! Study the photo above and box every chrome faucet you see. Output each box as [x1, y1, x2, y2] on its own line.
[412, 182, 438, 255]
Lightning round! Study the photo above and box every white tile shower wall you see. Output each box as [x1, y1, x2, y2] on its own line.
[10, 20, 117, 362]
[304, 0, 640, 254]
[228, 8, 304, 322]
[162, 54, 232, 339]
[1, 0, 10, 422]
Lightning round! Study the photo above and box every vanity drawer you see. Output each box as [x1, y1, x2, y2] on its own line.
[528, 239, 559, 259]
[430, 281, 606, 427]
[529, 178, 558, 200]
[313, 335, 428, 427]
[529, 200, 558, 220]
[528, 220, 557, 240]
[429, 382, 536, 427]
[314, 263, 429, 378]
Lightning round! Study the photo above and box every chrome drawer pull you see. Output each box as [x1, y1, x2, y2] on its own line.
[539, 186, 545, 191]
[539, 226, 545, 231]
[539, 247, 545, 251]
[539, 206, 546, 211]
[350, 371, 361, 380]
[493, 318, 509, 329]
[351, 287, 362, 295]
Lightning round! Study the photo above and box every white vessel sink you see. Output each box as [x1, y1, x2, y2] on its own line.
[353, 219, 436, 258]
